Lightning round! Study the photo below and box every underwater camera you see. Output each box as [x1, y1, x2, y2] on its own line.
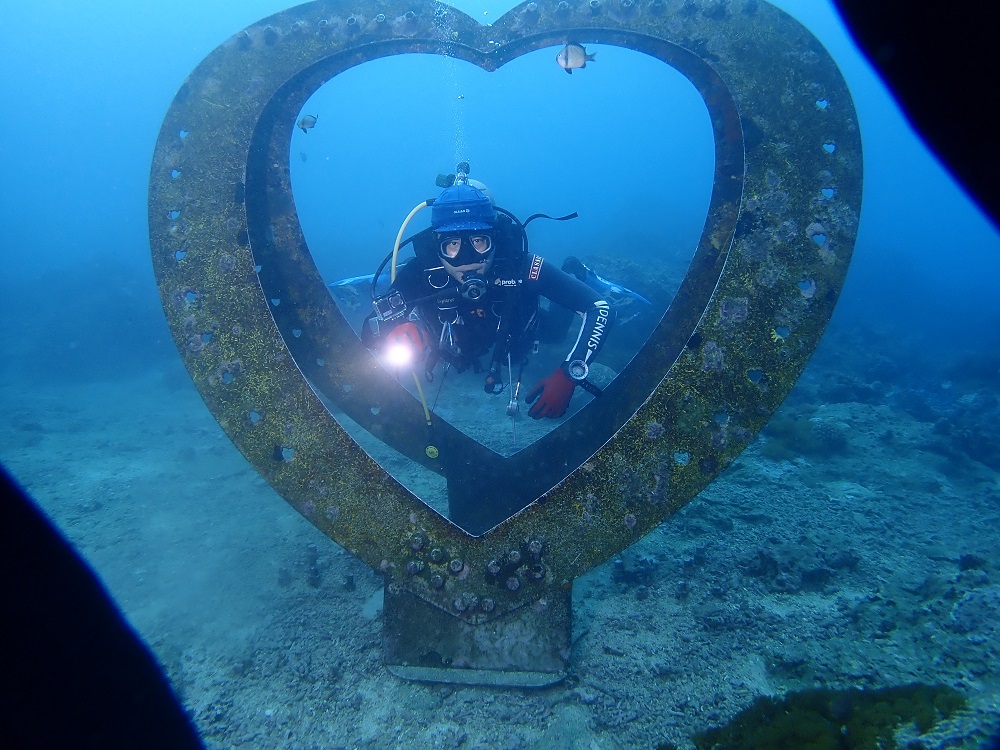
[373, 290, 407, 323]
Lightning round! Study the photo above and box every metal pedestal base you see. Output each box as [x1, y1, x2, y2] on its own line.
[383, 583, 572, 688]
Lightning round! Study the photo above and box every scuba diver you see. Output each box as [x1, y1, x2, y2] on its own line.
[362, 166, 615, 420]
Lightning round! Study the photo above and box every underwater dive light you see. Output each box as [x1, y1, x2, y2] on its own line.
[384, 342, 414, 368]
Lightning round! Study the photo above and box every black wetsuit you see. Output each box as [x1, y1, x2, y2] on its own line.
[366, 215, 614, 386]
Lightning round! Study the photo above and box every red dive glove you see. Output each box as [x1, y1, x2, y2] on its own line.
[526, 366, 576, 419]
[382, 321, 430, 368]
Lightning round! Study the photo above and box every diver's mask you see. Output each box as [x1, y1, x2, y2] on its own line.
[437, 232, 494, 265]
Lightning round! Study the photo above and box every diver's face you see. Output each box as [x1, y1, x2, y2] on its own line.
[437, 232, 494, 282]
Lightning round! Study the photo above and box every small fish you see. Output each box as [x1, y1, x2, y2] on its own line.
[556, 43, 595, 75]
[297, 114, 318, 133]
[299, 151, 308, 162]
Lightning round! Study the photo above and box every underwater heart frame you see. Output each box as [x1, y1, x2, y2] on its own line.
[148, 0, 861, 633]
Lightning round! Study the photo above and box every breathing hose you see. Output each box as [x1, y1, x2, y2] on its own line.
[388, 200, 434, 425]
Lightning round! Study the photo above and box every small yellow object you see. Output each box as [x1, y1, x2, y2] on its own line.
[770, 328, 784, 343]
[425, 445, 439, 459]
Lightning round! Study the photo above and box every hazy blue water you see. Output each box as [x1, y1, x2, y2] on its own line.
[0, 0, 1000, 294]
[291, 45, 715, 283]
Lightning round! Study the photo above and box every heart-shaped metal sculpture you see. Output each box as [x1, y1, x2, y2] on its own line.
[149, 0, 861, 685]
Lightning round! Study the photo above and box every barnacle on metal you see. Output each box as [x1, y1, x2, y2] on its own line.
[148, 0, 861, 685]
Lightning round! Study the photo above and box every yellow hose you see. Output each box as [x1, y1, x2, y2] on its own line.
[411, 372, 432, 425]
[389, 200, 433, 425]
[391, 201, 429, 282]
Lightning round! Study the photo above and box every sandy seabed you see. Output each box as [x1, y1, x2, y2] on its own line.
[2, 343, 999, 750]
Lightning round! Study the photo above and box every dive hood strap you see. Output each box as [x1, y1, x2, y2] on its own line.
[522, 211, 578, 227]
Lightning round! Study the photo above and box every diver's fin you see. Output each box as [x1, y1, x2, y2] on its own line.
[327, 273, 375, 288]
[562, 256, 652, 306]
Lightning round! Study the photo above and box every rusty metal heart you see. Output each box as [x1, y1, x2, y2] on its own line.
[149, 0, 860, 646]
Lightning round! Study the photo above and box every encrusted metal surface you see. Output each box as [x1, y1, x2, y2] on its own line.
[149, 0, 861, 624]
[384, 585, 572, 686]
